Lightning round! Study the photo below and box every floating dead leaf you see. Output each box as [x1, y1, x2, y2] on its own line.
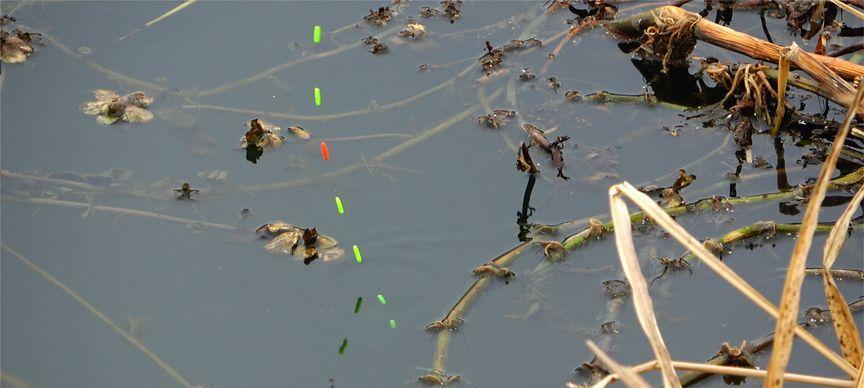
[519, 67, 536, 81]
[565, 90, 583, 102]
[287, 126, 310, 140]
[240, 118, 285, 149]
[363, 6, 394, 26]
[400, 18, 425, 39]
[361, 36, 389, 54]
[547, 77, 562, 94]
[81, 90, 154, 125]
[1, 28, 40, 63]
[477, 109, 515, 129]
[441, 0, 462, 23]
[419, 6, 440, 17]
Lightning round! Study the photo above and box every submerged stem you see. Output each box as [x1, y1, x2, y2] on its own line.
[1, 243, 197, 388]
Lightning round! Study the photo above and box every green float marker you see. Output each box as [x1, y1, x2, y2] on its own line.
[353, 245, 362, 263]
[335, 196, 344, 214]
[354, 297, 363, 314]
[377, 294, 387, 305]
[314, 87, 322, 106]
[389, 319, 397, 329]
[313, 25, 322, 44]
[338, 338, 348, 354]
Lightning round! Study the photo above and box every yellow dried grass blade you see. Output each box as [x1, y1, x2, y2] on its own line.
[145, 0, 197, 27]
[828, 0, 864, 21]
[608, 182, 856, 377]
[586, 340, 650, 388]
[766, 79, 864, 387]
[855, 359, 864, 388]
[610, 186, 681, 388]
[592, 359, 856, 388]
[770, 48, 790, 137]
[822, 184, 864, 366]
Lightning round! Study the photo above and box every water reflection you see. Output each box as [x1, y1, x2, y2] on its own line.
[516, 173, 537, 242]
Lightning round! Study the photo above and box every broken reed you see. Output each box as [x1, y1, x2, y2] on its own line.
[606, 6, 864, 81]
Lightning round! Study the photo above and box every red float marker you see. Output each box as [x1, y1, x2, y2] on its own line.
[320, 141, 330, 160]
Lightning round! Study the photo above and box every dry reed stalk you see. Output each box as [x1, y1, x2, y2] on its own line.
[771, 48, 790, 137]
[606, 182, 855, 377]
[586, 340, 651, 388]
[765, 79, 864, 386]
[591, 359, 856, 388]
[829, 0, 864, 20]
[609, 186, 681, 388]
[855, 359, 864, 387]
[607, 6, 864, 80]
[820, 184, 864, 366]
[786, 44, 864, 113]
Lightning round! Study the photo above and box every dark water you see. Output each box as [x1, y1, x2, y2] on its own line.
[2, 1, 863, 387]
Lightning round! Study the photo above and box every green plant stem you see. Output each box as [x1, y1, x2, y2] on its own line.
[581, 91, 692, 110]
[680, 221, 862, 262]
[561, 166, 864, 251]
[426, 242, 533, 379]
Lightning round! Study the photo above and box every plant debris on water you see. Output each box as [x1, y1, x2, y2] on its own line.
[81, 90, 154, 125]
[256, 222, 343, 264]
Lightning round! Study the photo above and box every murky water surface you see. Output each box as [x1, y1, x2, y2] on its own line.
[2, 1, 862, 387]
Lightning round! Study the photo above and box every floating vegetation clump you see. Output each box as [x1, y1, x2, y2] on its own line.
[1, 15, 40, 63]
[363, 5, 394, 27]
[257, 222, 343, 264]
[81, 89, 154, 125]
[361, 35, 389, 54]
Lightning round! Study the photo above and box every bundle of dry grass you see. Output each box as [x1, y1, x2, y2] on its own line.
[589, 82, 864, 387]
